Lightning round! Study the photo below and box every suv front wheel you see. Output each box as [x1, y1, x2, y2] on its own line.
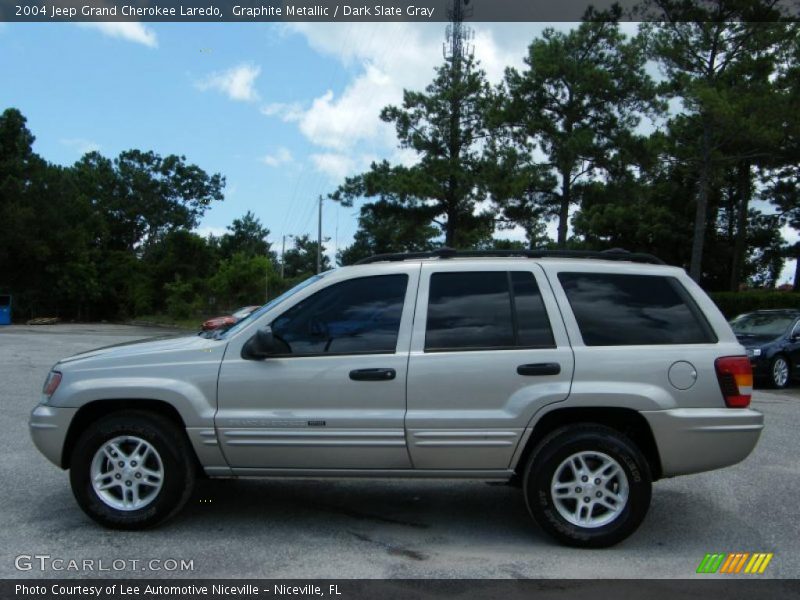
[69, 411, 196, 529]
[523, 424, 652, 548]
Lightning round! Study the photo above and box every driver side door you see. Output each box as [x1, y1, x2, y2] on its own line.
[215, 268, 418, 471]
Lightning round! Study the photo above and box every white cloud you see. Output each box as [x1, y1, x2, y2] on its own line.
[77, 23, 158, 48]
[194, 226, 228, 239]
[311, 153, 377, 180]
[260, 102, 304, 122]
[299, 66, 396, 151]
[197, 63, 261, 102]
[60, 138, 101, 155]
[280, 23, 545, 156]
[261, 147, 293, 167]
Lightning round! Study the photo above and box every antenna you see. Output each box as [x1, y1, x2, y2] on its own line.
[443, 0, 475, 62]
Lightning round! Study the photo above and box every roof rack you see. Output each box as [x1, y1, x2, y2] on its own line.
[354, 247, 665, 265]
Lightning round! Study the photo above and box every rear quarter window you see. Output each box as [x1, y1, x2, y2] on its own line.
[557, 272, 717, 346]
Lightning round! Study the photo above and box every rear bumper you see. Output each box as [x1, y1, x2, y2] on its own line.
[642, 408, 763, 477]
[29, 404, 78, 468]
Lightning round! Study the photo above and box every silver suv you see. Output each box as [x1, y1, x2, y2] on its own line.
[30, 249, 763, 547]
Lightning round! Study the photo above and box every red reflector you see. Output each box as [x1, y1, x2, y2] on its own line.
[43, 371, 62, 397]
[714, 357, 752, 408]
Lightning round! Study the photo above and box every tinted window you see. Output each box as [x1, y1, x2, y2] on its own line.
[271, 275, 407, 355]
[425, 271, 554, 351]
[558, 273, 716, 346]
[512, 271, 555, 347]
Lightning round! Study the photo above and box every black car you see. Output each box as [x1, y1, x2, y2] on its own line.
[730, 309, 800, 388]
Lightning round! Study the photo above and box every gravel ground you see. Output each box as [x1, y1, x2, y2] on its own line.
[1, 324, 797, 579]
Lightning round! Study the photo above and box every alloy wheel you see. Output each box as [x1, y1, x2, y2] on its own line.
[90, 435, 164, 511]
[550, 451, 629, 528]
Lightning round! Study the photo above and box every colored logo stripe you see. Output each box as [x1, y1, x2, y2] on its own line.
[697, 553, 773, 574]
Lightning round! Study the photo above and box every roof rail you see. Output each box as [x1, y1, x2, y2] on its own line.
[353, 247, 665, 265]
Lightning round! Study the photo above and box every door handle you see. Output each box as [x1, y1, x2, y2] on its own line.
[349, 368, 396, 381]
[517, 363, 561, 376]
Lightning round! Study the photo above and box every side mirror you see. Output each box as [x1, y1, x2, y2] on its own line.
[242, 326, 276, 360]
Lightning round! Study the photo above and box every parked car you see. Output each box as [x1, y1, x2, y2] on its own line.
[730, 309, 800, 389]
[30, 249, 761, 547]
[201, 305, 261, 332]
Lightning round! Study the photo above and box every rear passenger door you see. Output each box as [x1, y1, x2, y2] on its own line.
[405, 263, 574, 470]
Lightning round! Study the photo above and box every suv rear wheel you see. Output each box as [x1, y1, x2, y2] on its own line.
[523, 424, 652, 548]
[69, 411, 196, 529]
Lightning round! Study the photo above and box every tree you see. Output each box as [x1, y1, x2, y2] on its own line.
[73, 149, 225, 253]
[210, 253, 276, 309]
[141, 229, 218, 314]
[766, 32, 800, 289]
[331, 53, 494, 248]
[338, 200, 439, 265]
[218, 211, 275, 261]
[282, 234, 331, 279]
[0, 109, 101, 318]
[502, 19, 661, 247]
[642, 2, 792, 281]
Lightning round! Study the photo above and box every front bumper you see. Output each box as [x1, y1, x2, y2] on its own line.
[29, 404, 78, 468]
[642, 408, 763, 477]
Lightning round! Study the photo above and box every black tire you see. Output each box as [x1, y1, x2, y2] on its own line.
[522, 424, 652, 548]
[769, 355, 790, 389]
[69, 410, 196, 529]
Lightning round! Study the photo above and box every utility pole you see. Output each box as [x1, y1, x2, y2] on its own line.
[266, 234, 276, 302]
[281, 234, 287, 279]
[316, 195, 323, 274]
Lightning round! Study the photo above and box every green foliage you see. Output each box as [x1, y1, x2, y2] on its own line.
[281, 234, 330, 279]
[500, 20, 662, 247]
[164, 276, 200, 321]
[641, 11, 797, 281]
[4, 15, 800, 322]
[331, 54, 495, 248]
[0, 107, 226, 320]
[210, 253, 275, 309]
[218, 210, 275, 261]
[710, 290, 800, 320]
[338, 200, 439, 265]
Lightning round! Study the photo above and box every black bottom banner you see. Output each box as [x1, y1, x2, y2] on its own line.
[3, 579, 800, 600]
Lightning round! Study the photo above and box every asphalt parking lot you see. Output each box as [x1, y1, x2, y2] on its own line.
[1, 324, 798, 579]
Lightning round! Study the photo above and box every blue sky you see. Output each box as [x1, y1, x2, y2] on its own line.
[0, 21, 794, 282]
[0, 21, 547, 258]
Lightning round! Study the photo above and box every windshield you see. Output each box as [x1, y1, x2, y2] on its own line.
[730, 313, 795, 337]
[218, 274, 325, 339]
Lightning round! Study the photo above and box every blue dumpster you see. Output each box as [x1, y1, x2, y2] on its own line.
[0, 295, 10, 325]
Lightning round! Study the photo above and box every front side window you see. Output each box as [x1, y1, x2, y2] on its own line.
[558, 272, 716, 346]
[425, 271, 555, 351]
[270, 274, 408, 356]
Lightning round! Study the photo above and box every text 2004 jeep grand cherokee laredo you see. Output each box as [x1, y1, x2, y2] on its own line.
[30, 249, 763, 547]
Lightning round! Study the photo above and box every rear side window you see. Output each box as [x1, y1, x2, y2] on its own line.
[425, 271, 555, 351]
[558, 273, 716, 346]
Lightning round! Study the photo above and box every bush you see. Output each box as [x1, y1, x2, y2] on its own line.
[709, 290, 800, 319]
[164, 276, 201, 320]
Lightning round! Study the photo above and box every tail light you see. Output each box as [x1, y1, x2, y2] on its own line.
[42, 371, 62, 397]
[714, 357, 752, 408]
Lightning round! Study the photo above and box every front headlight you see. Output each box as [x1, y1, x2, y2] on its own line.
[746, 348, 762, 358]
[42, 370, 62, 399]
